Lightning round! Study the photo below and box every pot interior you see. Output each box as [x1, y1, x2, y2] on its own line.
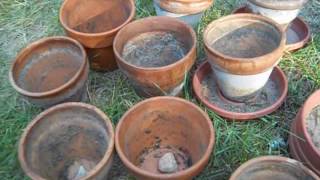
[114, 18, 194, 68]
[61, 0, 132, 34]
[21, 106, 110, 179]
[13, 39, 84, 93]
[306, 105, 320, 151]
[117, 99, 212, 174]
[235, 160, 316, 180]
[206, 17, 282, 58]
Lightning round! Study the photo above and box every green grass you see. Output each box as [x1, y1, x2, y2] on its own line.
[0, 0, 319, 179]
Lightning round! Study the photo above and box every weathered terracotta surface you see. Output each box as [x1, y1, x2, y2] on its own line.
[19, 102, 115, 180]
[114, 16, 196, 97]
[289, 90, 320, 176]
[156, 0, 213, 14]
[203, 14, 286, 75]
[193, 61, 288, 120]
[59, 0, 135, 71]
[248, 0, 308, 10]
[115, 97, 215, 180]
[230, 156, 319, 180]
[9, 37, 89, 108]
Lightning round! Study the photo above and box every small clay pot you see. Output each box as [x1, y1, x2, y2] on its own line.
[113, 16, 196, 97]
[203, 14, 286, 102]
[230, 156, 319, 180]
[247, 0, 308, 29]
[289, 90, 320, 176]
[59, 0, 135, 71]
[19, 102, 115, 180]
[9, 37, 89, 108]
[115, 97, 215, 180]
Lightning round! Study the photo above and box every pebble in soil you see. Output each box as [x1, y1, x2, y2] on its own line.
[201, 73, 280, 113]
[158, 152, 178, 173]
[306, 105, 320, 150]
[122, 31, 187, 68]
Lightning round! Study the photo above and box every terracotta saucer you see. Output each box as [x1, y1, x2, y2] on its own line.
[232, 6, 311, 52]
[192, 61, 288, 121]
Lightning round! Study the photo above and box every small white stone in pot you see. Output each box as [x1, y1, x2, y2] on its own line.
[158, 152, 178, 173]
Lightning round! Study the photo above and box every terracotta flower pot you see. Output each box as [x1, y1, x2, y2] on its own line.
[59, 0, 135, 71]
[247, 0, 308, 30]
[230, 156, 319, 180]
[153, 0, 213, 28]
[115, 97, 215, 180]
[19, 102, 115, 180]
[114, 16, 196, 97]
[203, 14, 286, 102]
[9, 37, 89, 108]
[289, 90, 320, 176]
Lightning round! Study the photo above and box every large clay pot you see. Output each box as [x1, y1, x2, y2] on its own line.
[289, 90, 320, 176]
[113, 16, 196, 97]
[59, 0, 135, 71]
[247, 0, 308, 29]
[115, 97, 215, 180]
[230, 156, 319, 180]
[19, 102, 115, 180]
[203, 14, 286, 102]
[153, 0, 213, 28]
[9, 37, 89, 108]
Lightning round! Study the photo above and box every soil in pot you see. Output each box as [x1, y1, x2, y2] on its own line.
[201, 72, 280, 113]
[306, 105, 320, 149]
[122, 31, 187, 67]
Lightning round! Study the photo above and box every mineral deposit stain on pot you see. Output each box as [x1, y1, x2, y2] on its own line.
[306, 105, 320, 150]
[122, 31, 187, 67]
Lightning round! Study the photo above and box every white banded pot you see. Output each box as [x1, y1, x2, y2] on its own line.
[247, 0, 308, 29]
[203, 14, 286, 102]
[153, 0, 213, 28]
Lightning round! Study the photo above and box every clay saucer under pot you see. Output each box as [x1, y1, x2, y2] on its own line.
[115, 97, 215, 180]
[59, 0, 135, 71]
[19, 102, 115, 180]
[193, 61, 288, 120]
[232, 6, 311, 52]
[113, 16, 196, 97]
[289, 90, 320, 176]
[229, 156, 319, 180]
[9, 36, 89, 108]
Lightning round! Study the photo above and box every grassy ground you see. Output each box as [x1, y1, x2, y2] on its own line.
[0, 0, 319, 179]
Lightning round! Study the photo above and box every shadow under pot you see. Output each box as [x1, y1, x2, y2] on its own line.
[247, 0, 308, 30]
[18, 102, 115, 180]
[229, 156, 319, 180]
[59, 0, 135, 72]
[9, 37, 89, 108]
[115, 97, 215, 180]
[289, 90, 320, 176]
[113, 16, 196, 97]
[203, 14, 286, 103]
[153, 0, 213, 28]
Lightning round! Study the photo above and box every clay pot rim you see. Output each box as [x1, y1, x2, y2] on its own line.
[113, 16, 197, 72]
[300, 90, 320, 157]
[248, 0, 308, 10]
[203, 14, 286, 63]
[232, 6, 311, 52]
[229, 156, 319, 180]
[18, 102, 115, 180]
[192, 61, 288, 121]
[9, 36, 88, 98]
[115, 96, 215, 179]
[59, 0, 135, 37]
[157, 0, 214, 14]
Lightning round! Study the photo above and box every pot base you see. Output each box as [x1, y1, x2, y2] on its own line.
[232, 6, 310, 52]
[86, 46, 118, 72]
[193, 61, 288, 120]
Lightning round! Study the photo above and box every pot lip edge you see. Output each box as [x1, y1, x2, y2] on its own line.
[59, 0, 136, 37]
[203, 13, 286, 64]
[9, 36, 88, 98]
[115, 96, 215, 179]
[192, 61, 288, 120]
[156, 0, 214, 15]
[18, 102, 115, 180]
[113, 16, 197, 72]
[247, 0, 307, 10]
